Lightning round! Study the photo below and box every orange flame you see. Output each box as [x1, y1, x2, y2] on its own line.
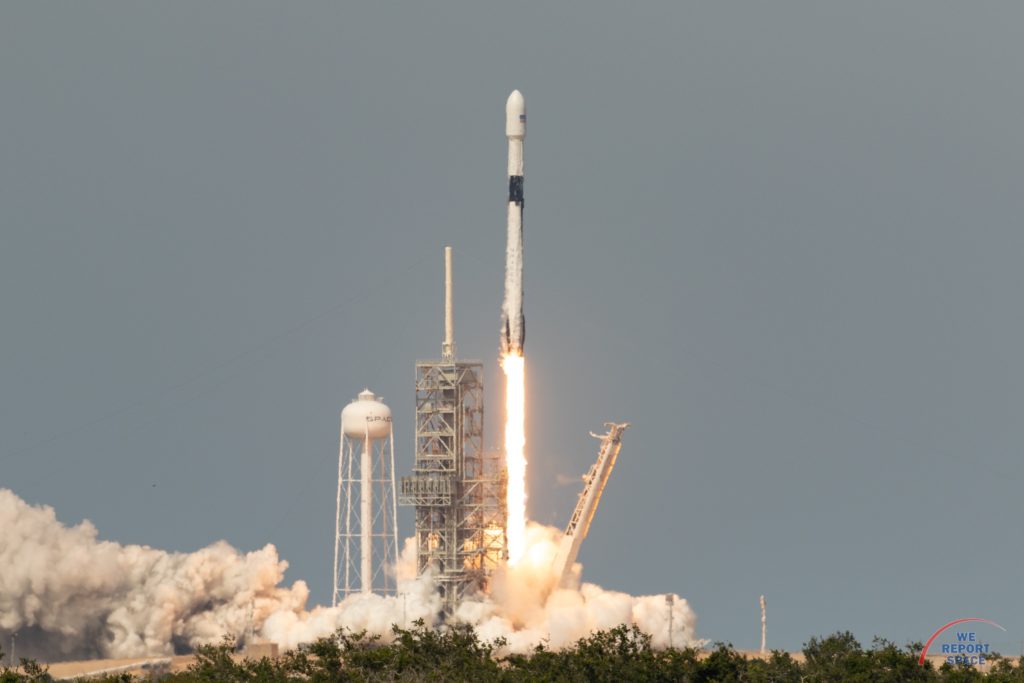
[501, 352, 526, 564]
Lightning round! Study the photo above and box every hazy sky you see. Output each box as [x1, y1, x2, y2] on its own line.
[3, 2, 1023, 652]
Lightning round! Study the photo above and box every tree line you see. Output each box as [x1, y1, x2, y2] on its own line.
[4, 622, 1024, 682]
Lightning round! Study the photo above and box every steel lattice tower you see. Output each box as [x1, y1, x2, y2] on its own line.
[399, 248, 506, 617]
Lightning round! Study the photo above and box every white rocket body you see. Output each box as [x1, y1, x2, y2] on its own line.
[500, 90, 526, 355]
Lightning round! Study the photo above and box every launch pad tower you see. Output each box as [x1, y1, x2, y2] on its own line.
[399, 248, 507, 617]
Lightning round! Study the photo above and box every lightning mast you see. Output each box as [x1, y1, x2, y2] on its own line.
[400, 247, 507, 617]
[760, 595, 767, 654]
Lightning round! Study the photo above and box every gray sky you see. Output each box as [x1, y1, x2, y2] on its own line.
[3, 2, 1023, 652]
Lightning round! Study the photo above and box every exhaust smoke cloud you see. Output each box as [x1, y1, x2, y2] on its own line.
[0, 489, 699, 661]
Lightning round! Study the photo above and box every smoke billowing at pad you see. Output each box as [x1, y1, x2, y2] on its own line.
[456, 521, 700, 652]
[0, 489, 700, 661]
[1, 90, 701, 667]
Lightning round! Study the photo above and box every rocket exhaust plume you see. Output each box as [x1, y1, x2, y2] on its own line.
[502, 354, 526, 563]
[0, 91, 704, 662]
[501, 90, 527, 564]
[0, 490, 700, 660]
[0, 488, 440, 661]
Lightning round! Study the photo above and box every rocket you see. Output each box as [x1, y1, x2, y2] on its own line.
[500, 90, 526, 355]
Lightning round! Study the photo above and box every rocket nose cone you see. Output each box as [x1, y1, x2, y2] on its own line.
[506, 90, 525, 138]
[506, 90, 525, 115]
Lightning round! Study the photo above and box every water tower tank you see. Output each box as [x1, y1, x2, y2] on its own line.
[341, 389, 392, 439]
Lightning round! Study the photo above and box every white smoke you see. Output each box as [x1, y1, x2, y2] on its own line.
[454, 522, 699, 653]
[0, 490, 698, 661]
[0, 489, 438, 661]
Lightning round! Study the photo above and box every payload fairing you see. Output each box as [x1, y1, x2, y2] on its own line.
[500, 90, 526, 355]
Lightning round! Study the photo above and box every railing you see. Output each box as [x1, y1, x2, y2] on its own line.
[398, 475, 453, 506]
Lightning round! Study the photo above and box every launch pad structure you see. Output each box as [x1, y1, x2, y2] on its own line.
[551, 423, 629, 588]
[399, 248, 507, 618]
[396, 93, 624, 618]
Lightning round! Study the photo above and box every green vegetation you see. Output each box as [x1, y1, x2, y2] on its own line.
[5, 625, 1024, 682]
[0, 647, 51, 683]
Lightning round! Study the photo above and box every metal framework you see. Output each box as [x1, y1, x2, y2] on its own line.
[399, 360, 506, 617]
[334, 422, 399, 604]
[551, 422, 629, 587]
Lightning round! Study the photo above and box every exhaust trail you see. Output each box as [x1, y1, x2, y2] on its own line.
[502, 353, 526, 564]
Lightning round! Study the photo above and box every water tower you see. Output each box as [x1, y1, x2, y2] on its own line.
[333, 389, 399, 604]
